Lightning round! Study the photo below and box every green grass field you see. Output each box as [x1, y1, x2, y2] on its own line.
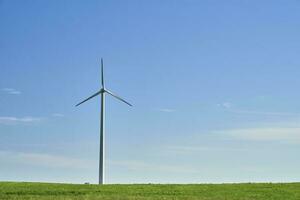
[0, 182, 299, 200]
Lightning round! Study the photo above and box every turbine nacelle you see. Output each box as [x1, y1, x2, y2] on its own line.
[100, 88, 105, 93]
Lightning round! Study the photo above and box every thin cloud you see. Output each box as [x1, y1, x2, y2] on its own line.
[218, 102, 299, 117]
[165, 145, 213, 154]
[1, 88, 21, 95]
[110, 160, 198, 174]
[158, 108, 176, 113]
[229, 109, 300, 116]
[217, 102, 232, 109]
[52, 113, 64, 117]
[0, 116, 41, 125]
[164, 145, 249, 155]
[0, 151, 93, 169]
[215, 127, 300, 144]
[218, 103, 300, 143]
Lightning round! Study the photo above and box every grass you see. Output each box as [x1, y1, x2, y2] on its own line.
[0, 182, 299, 200]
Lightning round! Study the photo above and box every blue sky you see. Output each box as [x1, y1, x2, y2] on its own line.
[1, 0, 300, 184]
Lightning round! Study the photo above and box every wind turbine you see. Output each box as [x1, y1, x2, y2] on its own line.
[76, 58, 132, 184]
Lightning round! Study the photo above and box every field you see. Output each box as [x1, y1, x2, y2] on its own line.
[0, 182, 299, 200]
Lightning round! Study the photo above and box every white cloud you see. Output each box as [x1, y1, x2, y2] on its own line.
[1, 88, 21, 95]
[158, 108, 176, 112]
[0, 116, 41, 124]
[215, 127, 300, 144]
[0, 151, 93, 169]
[52, 113, 64, 117]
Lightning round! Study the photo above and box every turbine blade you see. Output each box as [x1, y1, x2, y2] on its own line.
[101, 58, 104, 87]
[105, 89, 132, 106]
[75, 91, 101, 107]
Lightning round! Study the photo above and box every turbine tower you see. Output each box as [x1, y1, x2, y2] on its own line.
[76, 58, 132, 184]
